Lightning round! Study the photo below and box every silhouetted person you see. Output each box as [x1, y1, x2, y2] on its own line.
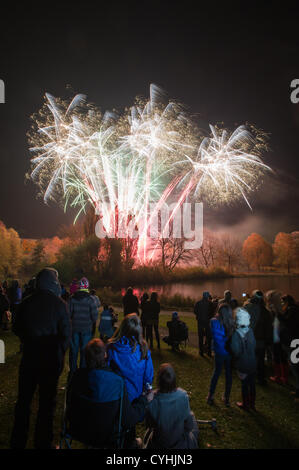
[146, 292, 161, 349]
[10, 268, 70, 449]
[244, 290, 272, 385]
[163, 312, 188, 351]
[219, 290, 237, 309]
[122, 287, 139, 316]
[194, 291, 214, 356]
[140, 292, 150, 337]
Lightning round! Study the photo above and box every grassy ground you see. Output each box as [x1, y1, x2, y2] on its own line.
[1, 315, 299, 449]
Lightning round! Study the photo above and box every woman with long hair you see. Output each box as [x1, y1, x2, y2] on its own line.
[146, 292, 161, 350]
[107, 314, 154, 403]
[207, 303, 234, 406]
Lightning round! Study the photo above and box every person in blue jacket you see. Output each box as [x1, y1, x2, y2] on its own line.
[107, 313, 154, 403]
[207, 303, 234, 407]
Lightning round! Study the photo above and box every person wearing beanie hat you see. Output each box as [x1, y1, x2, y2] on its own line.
[78, 277, 89, 291]
[194, 292, 214, 356]
[231, 307, 257, 411]
[69, 276, 99, 374]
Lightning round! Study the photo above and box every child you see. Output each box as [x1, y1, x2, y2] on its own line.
[231, 307, 257, 411]
[144, 363, 198, 449]
[98, 305, 115, 341]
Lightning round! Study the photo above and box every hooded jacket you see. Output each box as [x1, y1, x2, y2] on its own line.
[210, 318, 230, 356]
[13, 268, 70, 370]
[107, 337, 154, 402]
[69, 290, 99, 333]
[231, 328, 256, 374]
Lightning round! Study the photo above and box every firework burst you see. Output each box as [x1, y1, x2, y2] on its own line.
[28, 84, 271, 261]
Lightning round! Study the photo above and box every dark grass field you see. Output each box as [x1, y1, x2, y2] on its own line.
[1, 312, 299, 449]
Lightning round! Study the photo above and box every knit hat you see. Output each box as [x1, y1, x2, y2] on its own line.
[235, 307, 250, 328]
[78, 277, 89, 290]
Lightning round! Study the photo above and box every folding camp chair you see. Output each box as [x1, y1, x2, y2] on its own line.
[59, 374, 128, 449]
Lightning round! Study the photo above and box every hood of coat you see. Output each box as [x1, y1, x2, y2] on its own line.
[235, 307, 250, 338]
[36, 268, 61, 297]
[109, 336, 142, 354]
[72, 290, 90, 300]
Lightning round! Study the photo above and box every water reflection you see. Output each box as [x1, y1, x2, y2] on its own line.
[126, 275, 299, 300]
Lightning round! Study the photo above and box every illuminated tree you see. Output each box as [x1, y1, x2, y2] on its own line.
[242, 233, 273, 271]
[0, 222, 23, 277]
[273, 232, 296, 273]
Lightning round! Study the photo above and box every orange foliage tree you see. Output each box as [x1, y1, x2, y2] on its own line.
[273, 232, 296, 273]
[242, 233, 273, 271]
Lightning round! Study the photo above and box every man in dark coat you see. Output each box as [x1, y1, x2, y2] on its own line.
[194, 291, 214, 356]
[122, 287, 139, 316]
[10, 268, 71, 449]
[244, 290, 273, 385]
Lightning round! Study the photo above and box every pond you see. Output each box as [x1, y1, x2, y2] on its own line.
[131, 275, 299, 301]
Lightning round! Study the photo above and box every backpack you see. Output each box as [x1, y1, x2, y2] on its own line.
[177, 321, 188, 342]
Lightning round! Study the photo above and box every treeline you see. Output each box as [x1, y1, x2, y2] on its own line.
[194, 230, 299, 274]
[1, 214, 298, 288]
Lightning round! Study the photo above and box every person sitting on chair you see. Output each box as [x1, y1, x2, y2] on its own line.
[144, 363, 199, 449]
[163, 312, 188, 351]
[66, 338, 148, 448]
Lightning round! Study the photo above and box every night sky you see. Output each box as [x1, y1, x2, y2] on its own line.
[1, 2, 299, 241]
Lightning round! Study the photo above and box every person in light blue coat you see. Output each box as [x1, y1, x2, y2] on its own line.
[107, 313, 154, 403]
[207, 303, 234, 407]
